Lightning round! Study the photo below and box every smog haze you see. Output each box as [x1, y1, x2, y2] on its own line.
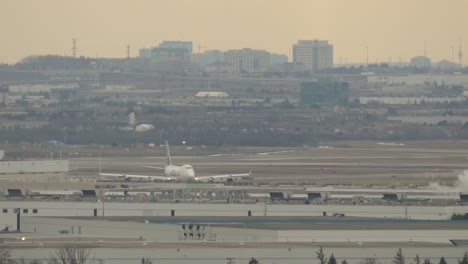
[1, 0, 467, 64]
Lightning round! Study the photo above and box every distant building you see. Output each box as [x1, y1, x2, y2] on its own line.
[139, 41, 193, 70]
[195, 91, 229, 98]
[224, 48, 270, 72]
[434, 59, 458, 69]
[135, 124, 155, 132]
[293, 40, 333, 72]
[158, 41, 193, 54]
[410, 56, 431, 68]
[270, 53, 289, 65]
[151, 48, 191, 65]
[0, 159, 68, 182]
[0, 85, 8, 105]
[268, 62, 306, 73]
[193, 50, 225, 67]
[300, 81, 349, 106]
[139, 48, 152, 58]
[204, 62, 238, 73]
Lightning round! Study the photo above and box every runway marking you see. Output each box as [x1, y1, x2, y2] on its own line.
[256, 150, 297, 155]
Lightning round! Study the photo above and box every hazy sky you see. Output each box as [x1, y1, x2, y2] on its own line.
[2, 0, 467, 64]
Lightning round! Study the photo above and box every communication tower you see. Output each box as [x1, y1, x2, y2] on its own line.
[459, 39, 463, 68]
[366, 46, 369, 66]
[72, 38, 77, 58]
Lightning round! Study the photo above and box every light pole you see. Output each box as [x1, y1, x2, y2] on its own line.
[13, 208, 20, 232]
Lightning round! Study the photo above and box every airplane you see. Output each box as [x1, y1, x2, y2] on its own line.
[99, 141, 252, 183]
[47, 140, 64, 147]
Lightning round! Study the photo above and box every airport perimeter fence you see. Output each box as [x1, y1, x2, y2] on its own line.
[3, 256, 468, 264]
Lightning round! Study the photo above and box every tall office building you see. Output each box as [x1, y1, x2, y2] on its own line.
[224, 48, 270, 72]
[293, 40, 333, 72]
[193, 50, 224, 67]
[158, 41, 193, 54]
[139, 41, 193, 71]
[152, 41, 193, 64]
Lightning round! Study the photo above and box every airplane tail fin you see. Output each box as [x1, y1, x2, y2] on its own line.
[165, 140, 172, 166]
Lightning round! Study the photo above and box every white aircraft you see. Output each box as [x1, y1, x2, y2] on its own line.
[99, 142, 252, 182]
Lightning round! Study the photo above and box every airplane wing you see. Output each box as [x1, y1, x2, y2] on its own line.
[142, 166, 165, 170]
[99, 173, 174, 181]
[194, 171, 252, 182]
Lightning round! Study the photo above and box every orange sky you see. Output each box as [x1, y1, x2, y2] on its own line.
[1, 0, 467, 64]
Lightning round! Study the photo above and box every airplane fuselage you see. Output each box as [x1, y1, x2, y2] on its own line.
[164, 164, 195, 181]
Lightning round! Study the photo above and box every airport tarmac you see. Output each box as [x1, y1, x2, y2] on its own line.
[3, 140, 468, 188]
[68, 216, 468, 230]
[59, 140, 468, 188]
[2, 141, 468, 263]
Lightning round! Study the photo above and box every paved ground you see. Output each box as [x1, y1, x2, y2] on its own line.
[2, 140, 468, 261]
[66, 216, 468, 230]
[0, 241, 453, 249]
[55, 140, 468, 188]
[4, 140, 468, 187]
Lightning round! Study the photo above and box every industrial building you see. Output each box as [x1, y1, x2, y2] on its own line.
[195, 91, 229, 98]
[0, 200, 467, 248]
[410, 56, 431, 68]
[0, 200, 466, 220]
[0, 158, 68, 182]
[299, 81, 349, 106]
[293, 40, 333, 72]
[0, 84, 8, 105]
[16, 216, 468, 244]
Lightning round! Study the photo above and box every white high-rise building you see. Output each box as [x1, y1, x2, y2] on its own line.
[293, 40, 333, 72]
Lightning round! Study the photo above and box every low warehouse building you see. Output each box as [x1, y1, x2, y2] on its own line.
[0, 160, 68, 182]
[195, 91, 229, 98]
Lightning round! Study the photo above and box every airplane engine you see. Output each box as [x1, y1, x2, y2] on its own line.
[226, 177, 234, 186]
[121, 175, 131, 181]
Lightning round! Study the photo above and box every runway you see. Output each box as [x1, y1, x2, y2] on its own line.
[63, 143, 468, 189]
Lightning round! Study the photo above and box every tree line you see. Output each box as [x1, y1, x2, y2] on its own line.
[1, 246, 468, 264]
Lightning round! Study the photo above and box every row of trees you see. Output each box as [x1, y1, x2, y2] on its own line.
[314, 248, 468, 264]
[1, 246, 467, 264]
[0, 245, 103, 264]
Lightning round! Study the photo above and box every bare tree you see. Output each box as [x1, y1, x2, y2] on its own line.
[316, 247, 327, 264]
[363, 257, 379, 264]
[46, 245, 100, 264]
[413, 254, 421, 264]
[140, 258, 152, 264]
[459, 252, 468, 264]
[439, 257, 447, 264]
[248, 257, 259, 264]
[393, 248, 405, 264]
[0, 249, 14, 264]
